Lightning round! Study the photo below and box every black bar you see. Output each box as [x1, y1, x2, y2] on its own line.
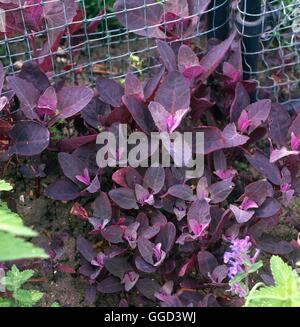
[207, 0, 230, 41]
[236, 0, 263, 80]
[240, 0, 262, 21]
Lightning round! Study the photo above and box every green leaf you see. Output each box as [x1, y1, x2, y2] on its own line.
[245, 256, 300, 307]
[13, 289, 44, 307]
[0, 203, 37, 237]
[0, 297, 14, 307]
[247, 260, 263, 274]
[2, 265, 34, 291]
[51, 302, 61, 307]
[0, 231, 48, 261]
[0, 180, 13, 192]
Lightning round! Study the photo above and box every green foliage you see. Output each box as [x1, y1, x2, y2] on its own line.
[245, 256, 300, 307]
[0, 265, 44, 307]
[0, 180, 48, 261]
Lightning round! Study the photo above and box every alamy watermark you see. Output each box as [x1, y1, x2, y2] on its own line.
[96, 124, 205, 179]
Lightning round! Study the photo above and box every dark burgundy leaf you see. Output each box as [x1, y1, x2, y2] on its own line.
[209, 179, 234, 204]
[9, 121, 50, 156]
[197, 251, 218, 278]
[230, 82, 250, 123]
[101, 225, 124, 244]
[97, 277, 124, 293]
[245, 151, 282, 185]
[96, 77, 124, 107]
[255, 198, 281, 218]
[76, 236, 97, 262]
[135, 256, 156, 273]
[104, 257, 132, 279]
[136, 278, 161, 301]
[143, 67, 165, 100]
[168, 184, 194, 201]
[269, 103, 291, 146]
[45, 179, 81, 201]
[155, 222, 176, 253]
[92, 192, 112, 220]
[109, 188, 139, 210]
[143, 167, 165, 194]
[58, 152, 86, 183]
[256, 234, 293, 255]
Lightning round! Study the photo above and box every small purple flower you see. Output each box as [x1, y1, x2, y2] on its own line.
[76, 168, 91, 186]
[224, 236, 256, 279]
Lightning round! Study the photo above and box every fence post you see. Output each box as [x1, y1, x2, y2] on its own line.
[207, 0, 230, 41]
[236, 0, 263, 79]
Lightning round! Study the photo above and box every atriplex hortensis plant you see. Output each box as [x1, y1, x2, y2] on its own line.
[1, 31, 300, 306]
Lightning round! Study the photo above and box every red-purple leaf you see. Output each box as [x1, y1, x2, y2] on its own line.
[125, 72, 144, 100]
[246, 99, 272, 133]
[230, 204, 254, 224]
[209, 179, 234, 204]
[55, 86, 94, 121]
[223, 123, 249, 148]
[200, 31, 236, 81]
[157, 40, 177, 72]
[122, 95, 155, 134]
[230, 82, 250, 123]
[7, 76, 40, 120]
[195, 126, 224, 154]
[114, 0, 165, 39]
[155, 71, 190, 114]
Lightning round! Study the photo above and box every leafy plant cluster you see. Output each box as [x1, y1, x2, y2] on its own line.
[0, 265, 44, 307]
[245, 256, 300, 307]
[0, 180, 48, 261]
[0, 0, 299, 307]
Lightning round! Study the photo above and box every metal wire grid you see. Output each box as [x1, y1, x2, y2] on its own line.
[237, 0, 300, 105]
[1, 0, 300, 105]
[0, 0, 231, 87]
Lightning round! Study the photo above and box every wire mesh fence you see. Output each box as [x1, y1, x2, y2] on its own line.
[0, 0, 300, 105]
